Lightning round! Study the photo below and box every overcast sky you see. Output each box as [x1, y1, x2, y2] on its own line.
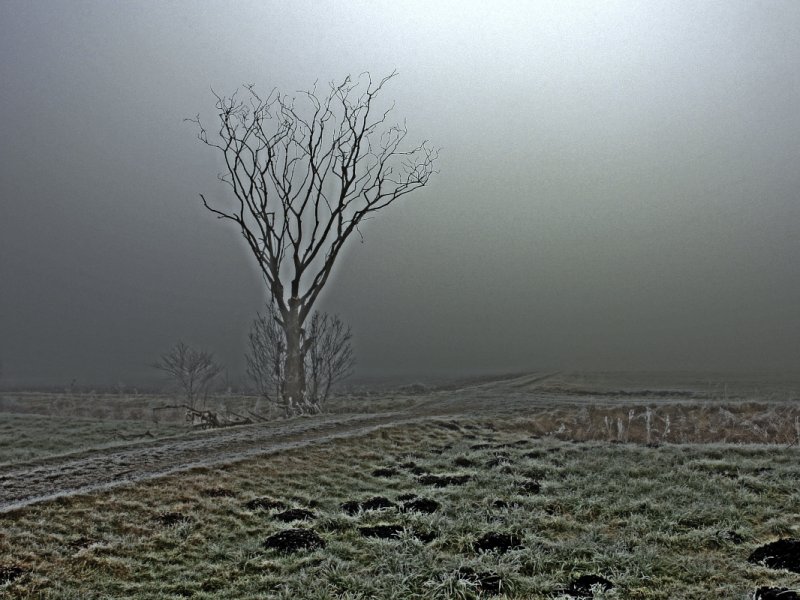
[1, 1, 799, 386]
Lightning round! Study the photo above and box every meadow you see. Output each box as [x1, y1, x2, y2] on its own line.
[1, 373, 799, 598]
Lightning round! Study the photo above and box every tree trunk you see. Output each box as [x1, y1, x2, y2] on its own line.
[282, 300, 306, 412]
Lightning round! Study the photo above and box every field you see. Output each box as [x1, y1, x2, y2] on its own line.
[1, 372, 799, 599]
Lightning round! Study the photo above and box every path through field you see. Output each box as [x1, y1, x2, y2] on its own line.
[2, 371, 797, 512]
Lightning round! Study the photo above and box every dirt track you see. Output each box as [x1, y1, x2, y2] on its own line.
[2, 371, 797, 512]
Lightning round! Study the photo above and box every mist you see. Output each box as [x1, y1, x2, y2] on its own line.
[2, 0, 799, 387]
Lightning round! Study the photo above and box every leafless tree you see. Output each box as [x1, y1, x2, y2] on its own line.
[189, 72, 437, 412]
[152, 342, 223, 409]
[247, 303, 354, 415]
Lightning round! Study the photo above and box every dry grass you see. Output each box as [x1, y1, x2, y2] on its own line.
[501, 402, 800, 446]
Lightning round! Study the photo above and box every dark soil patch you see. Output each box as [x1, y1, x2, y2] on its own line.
[155, 511, 192, 527]
[749, 539, 800, 574]
[565, 574, 614, 598]
[473, 532, 523, 553]
[415, 529, 439, 543]
[518, 479, 541, 494]
[754, 587, 800, 600]
[358, 524, 437, 543]
[361, 496, 396, 511]
[408, 465, 429, 475]
[403, 497, 440, 513]
[371, 467, 399, 478]
[523, 450, 546, 459]
[273, 508, 316, 522]
[399, 461, 420, 470]
[0, 564, 26, 585]
[341, 496, 396, 515]
[418, 474, 471, 487]
[359, 524, 404, 539]
[244, 497, 287, 511]
[456, 567, 503, 595]
[492, 499, 521, 509]
[200, 487, 235, 498]
[453, 456, 476, 468]
[340, 500, 362, 515]
[263, 528, 325, 553]
[397, 493, 418, 502]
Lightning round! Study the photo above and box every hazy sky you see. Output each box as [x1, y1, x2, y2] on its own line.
[1, 1, 799, 386]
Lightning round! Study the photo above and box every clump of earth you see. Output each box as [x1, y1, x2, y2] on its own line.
[565, 574, 614, 598]
[402, 497, 440, 513]
[244, 497, 287, 511]
[473, 532, 523, 553]
[456, 566, 503, 595]
[418, 474, 471, 487]
[518, 479, 541, 494]
[0, 564, 26, 585]
[748, 539, 800, 574]
[358, 524, 437, 542]
[200, 487, 235, 498]
[371, 467, 399, 477]
[273, 508, 315, 522]
[398, 461, 428, 475]
[155, 512, 191, 527]
[263, 528, 325, 553]
[341, 496, 396, 515]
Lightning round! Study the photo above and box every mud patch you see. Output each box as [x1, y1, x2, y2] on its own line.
[418, 474, 471, 487]
[456, 567, 503, 595]
[402, 497, 440, 513]
[565, 574, 614, 598]
[0, 564, 26, 585]
[244, 497, 287, 511]
[749, 539, 800, 574]
[273, 508, 315, 522]
[754, 587, 800, 600]
[263, 528, 325, 553]
[473, 532, 523, 553]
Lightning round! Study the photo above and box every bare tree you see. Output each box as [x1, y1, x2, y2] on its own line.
[189, 72, 437, 411]
[305, 310, 355, 408]
[246, 305, 285, 409]
[152, 342, 223, 409]
[247, 303, 354, 415]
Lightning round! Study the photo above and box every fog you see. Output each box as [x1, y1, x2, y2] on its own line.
[1, 1, 799, 386]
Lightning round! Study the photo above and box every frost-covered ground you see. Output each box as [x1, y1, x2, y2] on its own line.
[1, 372, 799, 598]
